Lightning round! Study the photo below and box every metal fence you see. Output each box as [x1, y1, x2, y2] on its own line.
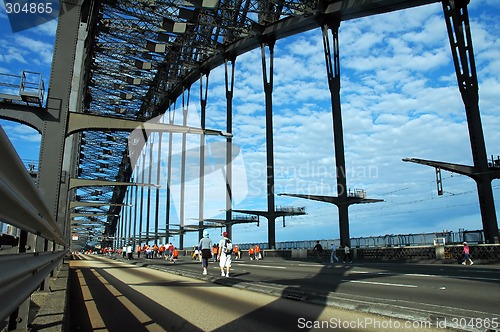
[0, 127, 67, 330]
[237, 229, 488, 250]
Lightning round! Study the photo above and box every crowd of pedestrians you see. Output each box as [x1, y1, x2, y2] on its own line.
[91, 239, 480, 270]
[312, 241, 352, 264]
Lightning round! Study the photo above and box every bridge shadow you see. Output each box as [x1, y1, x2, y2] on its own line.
[70, 254, 359, 331]
[69, 253, 500, 331]
[211, 260, 355, 331]
[69, 257, 205, 331]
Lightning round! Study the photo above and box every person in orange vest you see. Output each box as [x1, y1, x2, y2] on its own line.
[137, 244, 142, 259]
[152, 243, 159, 258]
[233, 245, 240, 260]
[249, 246, 255, 260]
[159, 244, 166, 259]
[255, 244, 261, 260]
[212, 244, 218, 262]
[172, 247, 179, 263]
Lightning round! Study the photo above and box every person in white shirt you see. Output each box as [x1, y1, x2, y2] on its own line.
[343, 245, 352, 263]
[218, 232, 232, 277]
[330, 243, 339, 263]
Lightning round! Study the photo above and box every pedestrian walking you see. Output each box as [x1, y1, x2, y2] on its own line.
[159, 244, 166, 258]
[343, 244, 352, 263]
[462, 242, 474, 265]
[249, 246, 255, 260]
[313, 241, 323, 262]
[218, 232, 232, 277]
[198, 231, 213, 275]
[330, 243, 339, 263]
[172, 247, 179, 263]
[233, 245, 240, 260]
[126, 244, 133, 260]
[137, 244, 142, 259]
[255, 244, 262, 260]
[167, 243, 174, 260]
[212, 244, 219, 262]
[192, 246, 200, 260]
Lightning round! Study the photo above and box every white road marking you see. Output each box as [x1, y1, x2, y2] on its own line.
[349, 270, 500, 282]
[233, 263, 286, 269]
[342, 279, 418, 288]
[297, 263, 324, 267]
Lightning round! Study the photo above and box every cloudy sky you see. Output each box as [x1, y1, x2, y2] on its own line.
[1, 0, 500, 247]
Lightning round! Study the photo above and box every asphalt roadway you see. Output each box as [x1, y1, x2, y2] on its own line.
[68, 254, 500, 332]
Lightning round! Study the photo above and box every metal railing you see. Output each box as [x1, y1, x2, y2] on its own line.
[0, 71, 45, 106]
[236, 230, 489, 251]
[0, 126, 68, 328]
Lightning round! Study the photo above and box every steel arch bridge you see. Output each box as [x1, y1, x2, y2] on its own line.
[1, 0, 499, 257]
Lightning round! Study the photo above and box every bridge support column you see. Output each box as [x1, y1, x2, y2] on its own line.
[199, 72, 209, 240]
[154, 133, 163, 245]
[442, 0, 499, 243]
[166, 108, 174, 245]
[139, 152, 146, 247]
[126, 190, 132, 245]
[38, 0, 84, 232]
[133, 177, 139, 250]
[179, 89, 191, 250]
[146, 140, 153, 244]
[321, 19, 351, 248]
[261, 39, 277, 249]
[128, 182, 134, 247]
[225, 55, 236, 239]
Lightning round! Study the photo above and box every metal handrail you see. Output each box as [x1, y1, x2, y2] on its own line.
[0, 127, 65, 244]
[0, 250, 68, 322]
[0, 251, 66, 286]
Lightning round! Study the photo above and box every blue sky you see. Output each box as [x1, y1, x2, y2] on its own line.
[1, 1, 500, 248]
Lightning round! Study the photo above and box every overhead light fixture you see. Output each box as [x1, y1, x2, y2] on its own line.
[120, 92, 133, 100]
[183, 0, 219, 9]
[146, 40, 166, 53]
[162, 18, 187, 33]
[134, 59, 151, 70]
[125, 76, 141, 85]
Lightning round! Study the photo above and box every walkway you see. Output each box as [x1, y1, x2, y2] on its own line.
[28, 253, 500, 331]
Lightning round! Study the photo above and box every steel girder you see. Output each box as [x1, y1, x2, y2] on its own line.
[76, 0, 440, 243]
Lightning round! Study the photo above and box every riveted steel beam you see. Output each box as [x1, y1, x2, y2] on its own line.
[70, 213, 117, 218]
[69, 201, 128, 209]
[68, 178, 159, 190]
[66, 112, 230, 137]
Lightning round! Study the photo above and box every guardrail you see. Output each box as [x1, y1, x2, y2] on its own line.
[0, 127, 65, 244]
[0, 250, 67, 323]
[262, 245, 500, 262]
[0, 71, 45, 106]
[0, 126, 68, 329]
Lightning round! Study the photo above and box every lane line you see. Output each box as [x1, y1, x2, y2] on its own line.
[341, 279, 418, 288]
[233, 262, 286, 269]
[349, 270, 500, 282]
